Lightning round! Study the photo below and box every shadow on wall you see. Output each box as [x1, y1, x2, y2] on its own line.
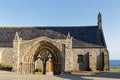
[97, 52, 104, 70]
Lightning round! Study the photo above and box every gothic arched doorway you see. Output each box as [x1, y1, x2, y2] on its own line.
[21, 41, 62, 75]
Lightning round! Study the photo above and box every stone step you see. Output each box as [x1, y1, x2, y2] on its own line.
[46, 72, 53, 75]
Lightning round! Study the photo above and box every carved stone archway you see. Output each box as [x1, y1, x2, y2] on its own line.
[21, 41, 62, 75]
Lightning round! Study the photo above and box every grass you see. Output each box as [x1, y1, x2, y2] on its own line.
[35, 71, 43, 75]
[110, 68, 120, 72]
[35, 68, 43, 75]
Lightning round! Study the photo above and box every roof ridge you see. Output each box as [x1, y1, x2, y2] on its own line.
[0, 25, 98, 28]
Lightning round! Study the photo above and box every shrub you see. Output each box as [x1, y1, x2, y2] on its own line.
[35, 68, 42, 72]
[0, 64, 12, 71]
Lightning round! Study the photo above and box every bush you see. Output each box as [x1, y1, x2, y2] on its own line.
[0, 64, 12, 71]
[35, 68, 42, 72]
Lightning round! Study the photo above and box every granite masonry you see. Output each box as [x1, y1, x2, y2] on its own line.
[0, 13, 109, 75]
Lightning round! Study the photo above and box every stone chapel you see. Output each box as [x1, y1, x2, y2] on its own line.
[0, 13, 109, 75]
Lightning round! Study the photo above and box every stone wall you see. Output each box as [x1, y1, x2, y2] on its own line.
[0, 48, 13, 66]
[0, 35, 108, 74]
[72, 47, 108, 71]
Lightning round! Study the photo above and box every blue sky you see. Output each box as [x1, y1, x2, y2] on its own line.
[0, 0, 119, 60]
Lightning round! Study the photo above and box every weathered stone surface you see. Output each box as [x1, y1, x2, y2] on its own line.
[72, 48, 109, 71]
[0, 31, 109, 74]
[0, 15, 109, 74]
[0, 35, 109, 74]
[0, 48, 13, 66]
[0, 35, 109, 75]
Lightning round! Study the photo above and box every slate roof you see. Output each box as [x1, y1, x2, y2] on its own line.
[0, 26, 106, 47]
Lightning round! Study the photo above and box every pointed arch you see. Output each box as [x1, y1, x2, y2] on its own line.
[21, 40, 62, 74]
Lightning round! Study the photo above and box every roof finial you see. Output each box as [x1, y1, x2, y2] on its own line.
[67, 32, 71, 39]
[98, 12, 102, 29]
[14, 32, 20, 40]
[98, 12, 102, 22]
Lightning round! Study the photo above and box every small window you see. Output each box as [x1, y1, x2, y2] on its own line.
[78, 55, 83, 63]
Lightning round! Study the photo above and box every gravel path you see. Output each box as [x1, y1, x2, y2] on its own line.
[0, 71, 120, 80]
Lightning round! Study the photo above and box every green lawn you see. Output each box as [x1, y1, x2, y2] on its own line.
[35, 71, 43, 75]
[110, 68, 120, 72]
